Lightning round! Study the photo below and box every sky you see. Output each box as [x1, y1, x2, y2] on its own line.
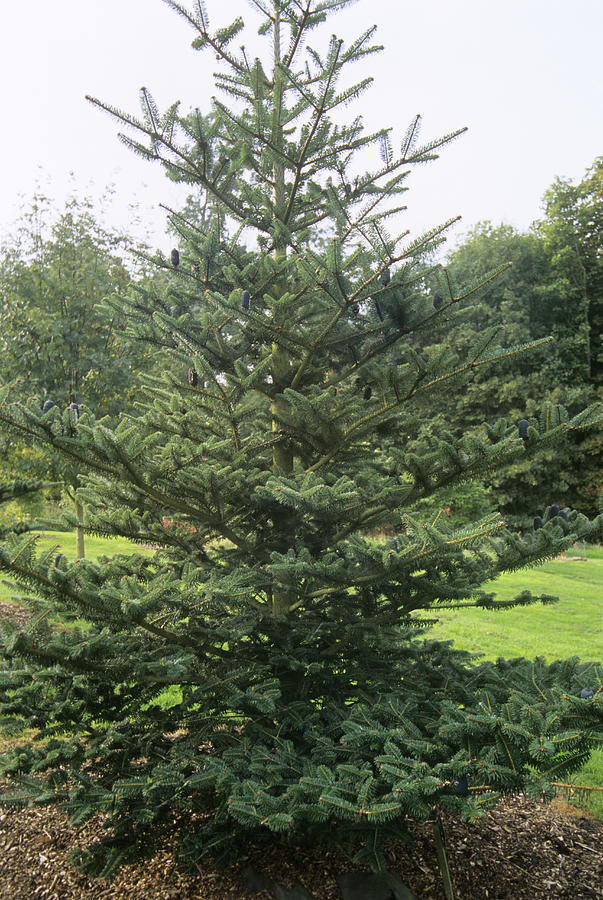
[1, 0, 602, 254]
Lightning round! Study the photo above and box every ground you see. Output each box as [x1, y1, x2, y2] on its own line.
[0, 791, 601, 899]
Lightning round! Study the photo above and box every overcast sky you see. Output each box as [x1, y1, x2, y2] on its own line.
[1, 0, 601, 253]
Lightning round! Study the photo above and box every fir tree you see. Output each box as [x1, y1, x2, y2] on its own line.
[0, 0, 601, 879]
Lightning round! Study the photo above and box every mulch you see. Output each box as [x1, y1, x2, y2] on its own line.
[0, 792, 600, 899]
[0, 600, 30, 628]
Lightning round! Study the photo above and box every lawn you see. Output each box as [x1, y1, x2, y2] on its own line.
[426, 544, 603, 817]
[427, 544, 603, 664]
[0, 531, 152, 607]
[1, 532, 601, 814]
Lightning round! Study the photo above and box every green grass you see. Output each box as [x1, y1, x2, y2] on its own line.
[568, 750, 603, 818]
[427, 545, 603, 664]
[0, 531, 153, 606]
[424, 545, 603, 817]
[1, 532, 601, 815]
[35, 530, 154, 563]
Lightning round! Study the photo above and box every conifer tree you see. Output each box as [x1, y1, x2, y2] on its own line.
[0, 0, 601, 879]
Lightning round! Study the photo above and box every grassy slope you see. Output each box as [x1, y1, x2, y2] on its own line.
[1, 533, 601, 814]
[428, 545, 602, 664]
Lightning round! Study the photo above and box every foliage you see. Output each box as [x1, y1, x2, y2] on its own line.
[0, 479, 51, 539]
[421, 206, 602, 525]
[532, 159, 603, 515]
[535, 156, 602, 386]
[0, 194, 156, 553]
[0, 0, 601, 879]
[0, 195, 141, 418]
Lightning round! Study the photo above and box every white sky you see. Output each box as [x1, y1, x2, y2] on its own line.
[1, 0, 601, 253]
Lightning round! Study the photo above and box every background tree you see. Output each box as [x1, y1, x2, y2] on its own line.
[0, 194, 140, 416]
[0, 195, 151, 555]
[0, 478, 52, 539]
[533, 159, 602, 514]
[425, 224, 586, 525]
[421, 157, 602, 526]
[0, 0, 601, 883]
[535, 157, 602, 386]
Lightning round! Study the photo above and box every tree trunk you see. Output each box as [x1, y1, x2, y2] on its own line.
[74, 495, 86, 559]
[270, 4, 293, 617]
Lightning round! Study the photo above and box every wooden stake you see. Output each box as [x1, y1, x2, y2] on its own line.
[432, 816, 455, 900]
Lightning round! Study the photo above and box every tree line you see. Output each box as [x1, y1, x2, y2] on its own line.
[434, 157, 601, 526]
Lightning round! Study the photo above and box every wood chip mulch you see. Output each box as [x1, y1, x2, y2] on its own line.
[0, 600, 30, 628]
[0, 793, 600, 899]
